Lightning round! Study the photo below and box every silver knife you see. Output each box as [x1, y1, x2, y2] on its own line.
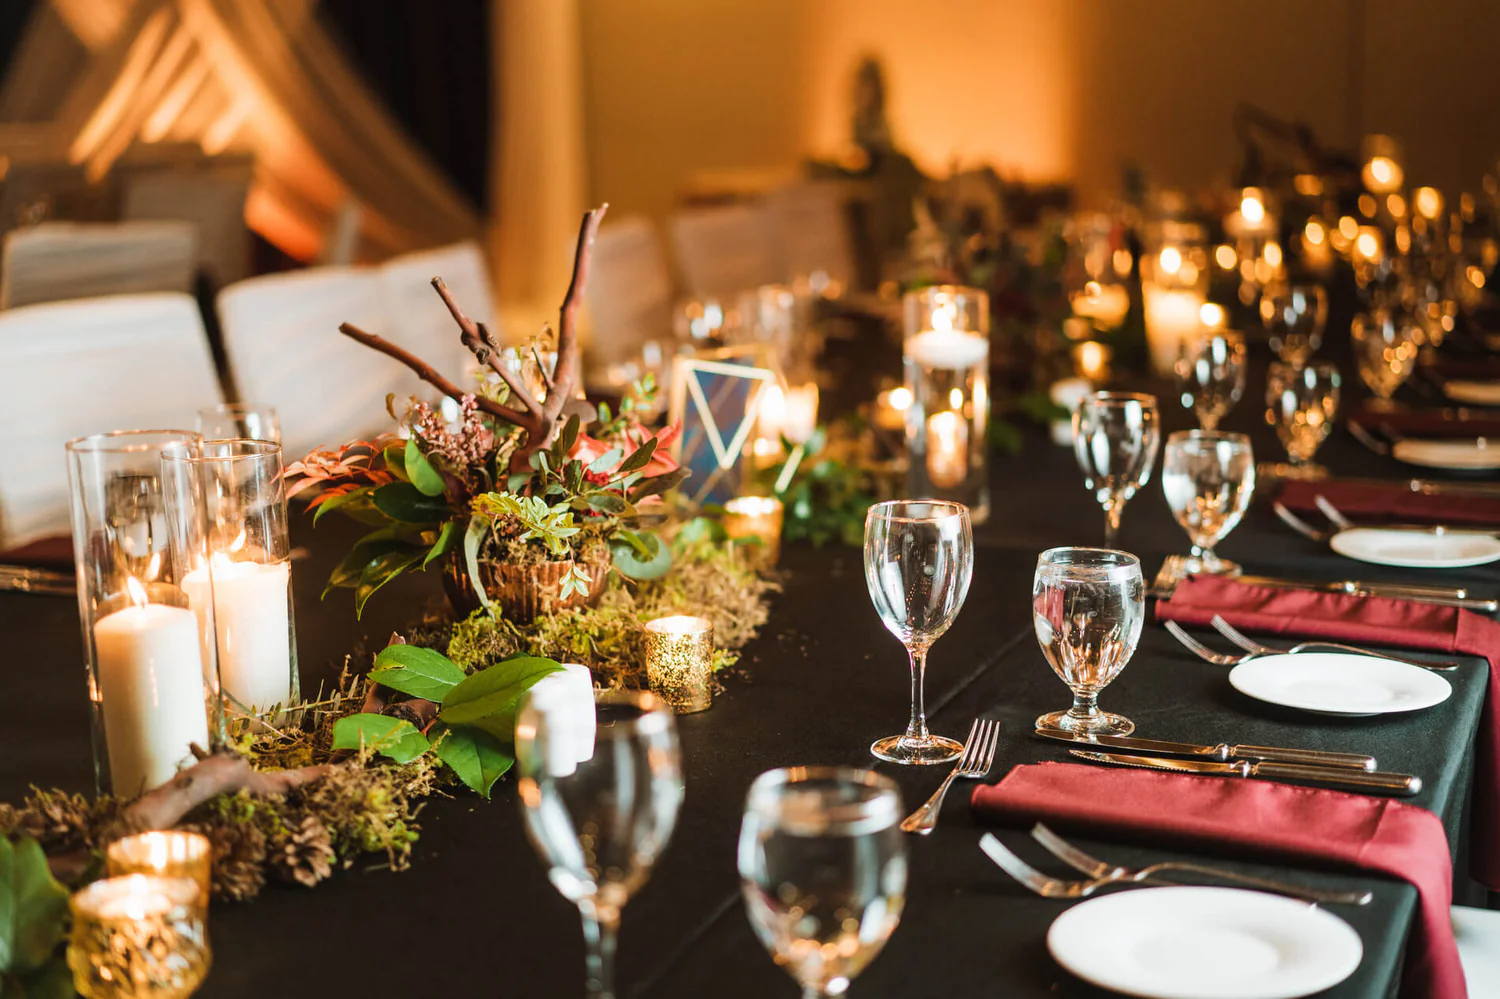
[0, 565, 74, 596]
[1035, 728, 1376, 771]
[1069, 750, 1422, 796]
[1234, 573, 1499, 612]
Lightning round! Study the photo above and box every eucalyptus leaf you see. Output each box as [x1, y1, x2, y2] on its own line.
[506, 472, 533, 492]
[610, 530, 672, 580]
[587, 448, 623, 475]
[463, 515, 493, 612]
[372, 482, 448, 524]
[429, 724, 513, 797]
[423, 520, 460, 567]
[0, 837, 70, 975]
[370, 645, 467, 701]
[439, 654, 564, 740]
[330, 714, 430, 764]
[404, 439, 447, 497]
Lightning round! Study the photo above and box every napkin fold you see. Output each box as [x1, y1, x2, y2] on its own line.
[1277, 478, 1500, 525]
[971, 761, 1462, 999]
[1351, 405, 1500, 439]
[1157, 575, 1500, 896]
[0, 535, 73, 569]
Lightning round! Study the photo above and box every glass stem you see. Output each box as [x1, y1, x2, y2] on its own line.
[581, 904, 619, 999]
[1068, 689, 1101, 726]
[1103, 493, 1125, 547]
[904, 645, 931, 743]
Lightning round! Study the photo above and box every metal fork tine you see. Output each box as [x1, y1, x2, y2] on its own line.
[1209, 615, 1274, 656]
[1164, 620, 1241, 665]
[1272, 501, 1331, 543]
[1030, 824, 1109, 877]
[955, 719, 980, 771]
[980, 719, 1000, 774]
[963, 720, 992, 776]
[1314, 495, 1354, 530]
[978, 833, 1055, 896]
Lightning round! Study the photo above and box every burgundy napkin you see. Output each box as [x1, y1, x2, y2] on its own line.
[1157, 575, 1500, 895]
[971, 762, 1462, 998]
[1278, 478, 1500, 525]
[0, 535, 73, 569]
[1350, 405, 1500, 439]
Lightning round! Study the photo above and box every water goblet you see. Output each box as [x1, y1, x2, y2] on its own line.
[863, 500, 972, 766]
[196, 402, 281, 444]
[1260, 282, 1328, 365]
[738, 767, 906, 998]
[1072, 392, 1161, 547]
[1033, 547, 1145, 737]
[1265, 362, 1340, 478]
[1161, 431, 1256, 576]
[1174, 330, 1246, 431]
[515, 689, 684, 999]
[1350, 308, 1420, 410]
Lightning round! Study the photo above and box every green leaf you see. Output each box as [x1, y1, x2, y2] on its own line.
[383, 442, 411, 482]
[616, 438, 657, 475]
[331, 714, 430, 764]
[506, 472, 533, 492]
[404, 439, 447, 497]
[586, 492, 628, 515]
[596, 402, 612, 424]
[17, 955, 73, 999]
[429, 724, 513, 798]
[564, 459, 584, 494]
[423, 520, 460, 567]
[313, 485, 376, 524]
[439, 654, 564, 740]
[463, 515, 493, 613]
[323, 537, 413, 595]
[0, 836, 70, 975]
[370, 645, 467, 701]
[556, 415, 581, 457]
[628, 466, 690, 502]
[613, 527, 653, 558]
[372, 481, 449, 523]
[354, 549, 425, 618]
[610, 530, 672, 580]
[587, 448, 623, 475]
[674, 516, 727, 546]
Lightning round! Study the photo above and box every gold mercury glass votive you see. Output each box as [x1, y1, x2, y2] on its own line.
[643, 615, 714, 714]
[722, 496, 784, 567]
[68, 874, 210, 999]
[107, 831, 212, 910]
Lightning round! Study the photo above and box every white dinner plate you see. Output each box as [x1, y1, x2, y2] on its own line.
[1228, 652, 1451, 717]
[1443, 380, 1500, 406]
[1391, 437, 1500, 470]
[1330, 526, 1500, 568]
[1047, 886, 1363, 999]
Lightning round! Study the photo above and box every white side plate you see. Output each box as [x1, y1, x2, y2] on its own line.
[1392, 438, 1500, 470]
[1048, 886, 1363, 999]
[1443, 380, 1500, 406]
[1228, 652, 1452, 717]
[1330, 526, 1500, 568]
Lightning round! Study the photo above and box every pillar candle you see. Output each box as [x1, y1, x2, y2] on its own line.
[524, 663, 596, 777]
[184, 559, 292, 712]
[1143, 286, 1206, 377]
[906, 329, 989, 371]
[925, 410, 968, 488]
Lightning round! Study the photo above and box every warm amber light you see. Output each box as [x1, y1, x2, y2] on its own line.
[1158, 246, 1183, 276]
[1304, 219, 1326, 245]
[1294, 173, 1324, 197]
[1414, 187, 1444, 220]
[1358, 193, 1377, 218]
[1355, 229, 1382, 260]
[1338, 216, 1359, 240]
[1112, 249, 1132, 277]
[1240, 189, 1266, 226]
[1263, 242, 1283, 269]
[1199, 302, 1226, 328]
[886, 386, 912, 411]
[1214, 244, 1237, 269]
[1364, 155, 1403, 194]
[1470, 265, 1487, 289]
[1386, 194, 1407, 218]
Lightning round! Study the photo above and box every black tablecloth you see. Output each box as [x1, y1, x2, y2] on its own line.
[2, 339, 1494, 997]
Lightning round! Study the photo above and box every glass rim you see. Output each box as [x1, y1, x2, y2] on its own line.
[1036, 546, 1142, 579]
[903, 283, 989, 301]
[1165, 429, 1253, 447]
[1086, 391, 1158, 408]
[592, 688, 674, 740]
[107, 829, 212, 865]
[200, 401, 277, 416]
[165, 438, 283, 464]
[64, 429, 200, 454]
[744, 765, 900, 834]
[70, 873, 202, 917]
[865, 499, 970, 524]
[1268, 360, 1341, 376]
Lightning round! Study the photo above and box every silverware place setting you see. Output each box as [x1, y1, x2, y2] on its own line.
[1066, 749, 1422, 796]
[1032, 726, 1377, 770]
[1152, 552, 1498, 611]
[899, 718, 998, 834]
[1165, 617, 1460, 673]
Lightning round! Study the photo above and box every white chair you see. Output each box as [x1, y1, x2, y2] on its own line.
[378, 240, 495, 397]
[766, 182, 855, 293]
[585, 216, 673, 383]
[1455, 904, 1500, 996]
[122, 164, 253, 287]
[217, 268, 401, 461]
[670, 203, 783, 300]
[0, 293, 222, 547]
[0, 221, 199, 310]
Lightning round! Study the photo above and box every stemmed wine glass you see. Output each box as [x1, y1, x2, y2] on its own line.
[197, 402, 281, 444]
[1033, 547, 1145, 737]
[1174, 331, 1246, 430]
[1261, 281, 1327, 365]
[515, 689, 684, 999]
[1072, 392, 1161, 547]
[738, 767, 906, 998]
[863, 500, 972, 766]
[1265, 362, 1341, 478]
[1161, 431, 1256, 576]
[1350, 308, 1420, 410]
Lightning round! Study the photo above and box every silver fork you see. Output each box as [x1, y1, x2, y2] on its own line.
[1164, 620, 1249, 666]
[1209, 614, 1460, 672]
[1028, 823, 1373, 905]
[979, 833, 1372, 905]
[899, 719, 998, 834]
[1272, 501, 1333, 543]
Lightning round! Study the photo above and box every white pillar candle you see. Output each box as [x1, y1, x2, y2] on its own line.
[94, 600, 210, 797]
[524, 663, 597, 777]
[780, 383, 819, 445]
[1143, 286, 1206, 377]
[183, 559, 293, 711]
[925, 410, 968, 488]
[905, 329, 989, 371]
[1049, 377, 1093, 447]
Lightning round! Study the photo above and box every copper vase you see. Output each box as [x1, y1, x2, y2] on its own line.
[442, 551, 610, 622]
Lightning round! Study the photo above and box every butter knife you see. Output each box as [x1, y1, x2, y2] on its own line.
[1069, 750, 1422, 796]
[1234, 573, 1498, 612]
[1035, 728, 1376, 771]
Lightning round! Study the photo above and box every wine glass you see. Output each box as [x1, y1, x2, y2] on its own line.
[863, 500, 972, 766]
[1350, 308, 1420, 410]
[738, 767, 906, 999]
[1033, 547, 1145, 736]
[515, 689, 684, 999]
[197, 402, 281, 444]
[1174, 331, 1246, 430]
[1260, 282, 1328, 365]
[1265, 362, 1340, 478]
[1072, 392, 1161, 547]
[1161, 431, 1256, 576]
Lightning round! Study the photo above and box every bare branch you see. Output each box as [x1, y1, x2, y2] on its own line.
[433, 278, 544, 421]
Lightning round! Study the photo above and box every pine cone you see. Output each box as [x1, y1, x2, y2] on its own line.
[186, 820, 267, 902]
[270, 815, 335, 888]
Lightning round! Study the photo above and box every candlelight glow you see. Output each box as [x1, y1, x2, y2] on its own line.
[1304, 219, 1326, 245]
[1414, 187, 1444, 220]
[1364, 155, 1403, 194]
[1240, 189, 1266, 226]
[1263, 242, 1283, 269]
[1355, 229, 1381, 260]
[1338, 216, 1359, 240]
[125, 576, 148, 608]
[887, 386, 912, 411]
[1386, 193, 1407, 218]
[1214, 244, 1237, 269]
[1158, 246, 1183, 276]
[1199, 303, 1226, 328]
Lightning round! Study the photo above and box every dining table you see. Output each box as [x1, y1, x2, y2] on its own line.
[1, 330, 1494, 998]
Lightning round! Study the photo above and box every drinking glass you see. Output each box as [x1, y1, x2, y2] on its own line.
[1033, 548, 1145, 737]
[1072, 392, 1161, 547]
[1265, 362, 1340, 477]
[739, 767, 906, 999]
[1260, 282, 1328, 365]
[1174, 331, 1246, 431]
[515, 689, 683, 999]
[1350, 309, 1420, 410]
[68, 875, 209, 999]
[1161, 431, 1256, 577]
[863, 500, 972, 766]
[196, 403, 280, 444]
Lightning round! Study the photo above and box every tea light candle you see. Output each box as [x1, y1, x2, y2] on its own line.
[1049, 377, 1092, 447]
[781, 383, 819, 445]
[722, 496, 784, 566]
[1072, 341, 1112, 383]
[106, 831, 212, 909]
[1142, 285, 1206, 377]
[873, 386, 911, 431]
[94, 579, 210, 797]
[905, 329, 989, 372]
[183, 556, 293, 712]
[1069, 282, 1130, 329]
[925, 410, 968, 488]
[68, 875, 209, 999]
[643, 615, 714, 713]
[524, 663, 597, 777]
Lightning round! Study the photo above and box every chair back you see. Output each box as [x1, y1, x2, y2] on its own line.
[670, 203, 783, 300]
[1, 221, 199, 309]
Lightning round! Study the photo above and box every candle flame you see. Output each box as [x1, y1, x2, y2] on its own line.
[228, 529, 247, 553]
[931, 300, 955, 332]
[145, 551, 161, 581]
[887, 387, 912, 411]
[125, 575, 148, 608]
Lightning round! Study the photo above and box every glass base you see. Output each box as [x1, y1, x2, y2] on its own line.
[1178, 554, 1242, 577]
[871, 733, 963, 766]
[1035, 709, 1135, 737]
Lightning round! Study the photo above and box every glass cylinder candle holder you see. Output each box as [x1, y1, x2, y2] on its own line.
[106, 831, 212, 910]
[723, 496, 784, 566]
[67, 431, 220, 798]
[196, 402, 281, 444]
[901, 286, 990, 523]
[68, 875, 210, 999]
[1143, 223, 1210, 378]
[643, 615, 714, 713]
[170, 440, 298, 723]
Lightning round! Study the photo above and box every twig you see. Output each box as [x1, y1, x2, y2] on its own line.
[433, 278, 544, 423]
[116, 752, 334, 835]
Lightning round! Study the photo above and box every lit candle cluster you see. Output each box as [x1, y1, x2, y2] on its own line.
[643, 615, 714, 713]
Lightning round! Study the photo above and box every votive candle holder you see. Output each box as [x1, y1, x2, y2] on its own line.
[643, 615, 714, 714]
[68, 874, 210, 999]
[722, 496, 784, 567]
[106, 831, 212, 910]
